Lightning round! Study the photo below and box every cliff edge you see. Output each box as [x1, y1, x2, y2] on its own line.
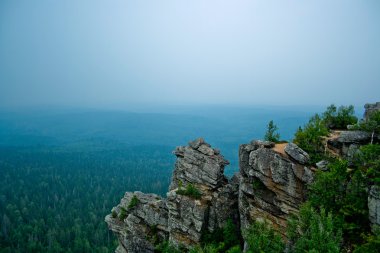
[105, 138, 313, 252]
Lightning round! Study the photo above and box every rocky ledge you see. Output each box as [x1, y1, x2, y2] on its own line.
[105, 138, 314, 252]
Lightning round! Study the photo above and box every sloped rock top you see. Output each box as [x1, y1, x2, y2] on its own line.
[337, 131, 373, 143]
[284, 143, 310, 165]
[170, 138, 229, 190]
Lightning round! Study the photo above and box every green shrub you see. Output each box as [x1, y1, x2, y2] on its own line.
[264, 120, 280, 143]
[353, 227, 380, 253]
[222, 219, 240, 250]
[307, 159, 369, 245]
[177, 183, 202, 199]
[244, 220, 284, 253]
[118, 207, 127, 221]
[190, 243, 242, 253]
[293, 114, 329, 164]
[323, 104, 358, 129]
[355, 144, 380, 186]
[199, 219, 241, 253]
[353, 111, 380, 144]
[111, 210, 117, 218]
[190, 244, 225, 253]
[128, 195, 139, 209]
[226, 246, 241, 253]
[252, 178, 265, 191]
[287, 203, 342, 253]
[155, 240, 182, 253]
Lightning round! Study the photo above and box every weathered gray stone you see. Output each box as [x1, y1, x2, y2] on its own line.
[106, 138, 238, 252]
[250, 140, 275, 148]
[170, 139, 229, 191]
[284, 143, 310, 165]
[239, 141, 312, 237]
[368, 185, 380, 232]
[107, 138, 314, 252]
[327, 130, 378, 164]
[208, 175, 239, 232]
[316, 160, 329, 171]
[189, 138, 206, 149]
[167, 190, 208, 247]
[364, 102, 380, 121]
[167, 139, 237, 248]
[105, 192, 168, 253]
[336, 131, 373, 144]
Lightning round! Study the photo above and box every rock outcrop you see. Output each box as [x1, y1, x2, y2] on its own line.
[167, 138, 236, 248]
[368, 185, 380, 232]
[105, 138, 238, 252]
[106, 139, 314, 252]
[327, 130, 379, 163]
[106, 103, 380, 252]
[238, 141, 313, 239]
[105, 192, 169, 253]
[364, 102, 380, 121]
[169, 137, 229, 191]
[284, 142, 310, 165]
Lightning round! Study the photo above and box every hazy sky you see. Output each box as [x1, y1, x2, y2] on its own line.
[1, 0, 379, 109]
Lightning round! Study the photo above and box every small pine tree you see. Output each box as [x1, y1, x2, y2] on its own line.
[287, 203, 342, 253]
[245, 220, 284, 253]
[127, 195, 139, 209]
[322, 104, 357, 129]
[264, 120, 280, 143]
[293, 114, 329, 163]
[356, 111, 380, 144]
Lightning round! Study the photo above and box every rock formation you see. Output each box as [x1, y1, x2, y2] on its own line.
[106, 103, 380, 252]
[105, 138, 314, 252]
[327, 130, 379, 163]
[368, 185, 380, 232]
[167, 138, 236, 248]
[105, 192, 169, 252]
[105, 138, 238, 252]
[364, 102, 380, 121]
[238, 141, 313, 239]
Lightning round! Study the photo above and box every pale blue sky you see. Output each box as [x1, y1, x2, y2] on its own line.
[0, 0, 379, 109]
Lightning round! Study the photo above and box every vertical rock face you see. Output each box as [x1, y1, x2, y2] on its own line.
[167, 138, 237, 248]
[368, 185, 380, 232]
[238, 141, 313, 237]
[105, 138, 238, 252]
[170, 137, 229, 191]
[105, 192, 169, 253]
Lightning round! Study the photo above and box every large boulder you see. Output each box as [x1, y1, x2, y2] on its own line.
[170, 138, 229, 191]
[284, 143, 310, 165]
[334, 131, 373, 144]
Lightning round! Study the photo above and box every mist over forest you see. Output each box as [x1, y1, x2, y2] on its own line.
[0, 105, 330, 252]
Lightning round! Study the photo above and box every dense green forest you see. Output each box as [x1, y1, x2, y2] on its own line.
[0, 108, 313, 252]
[0, 107, 359, 252]
[0, 144, 174, 252]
